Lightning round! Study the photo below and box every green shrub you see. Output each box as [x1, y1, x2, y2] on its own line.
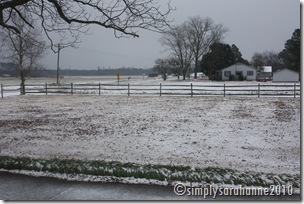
[0, 156, 300, 188]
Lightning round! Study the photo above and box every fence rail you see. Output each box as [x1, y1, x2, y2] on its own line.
[0, 83, 301, 98]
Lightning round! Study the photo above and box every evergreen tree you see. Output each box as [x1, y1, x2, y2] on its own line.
[279, 28, 300, 72]
[201, 43, 249, 78]
[231, 44, 250, 65]
[231, 44, 242, 63]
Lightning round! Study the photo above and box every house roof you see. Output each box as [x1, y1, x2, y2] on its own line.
[217, 63, 257, 72]
[273, 68, 299, 74]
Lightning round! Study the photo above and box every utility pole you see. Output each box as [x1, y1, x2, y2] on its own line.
[56, 44, 61, 84]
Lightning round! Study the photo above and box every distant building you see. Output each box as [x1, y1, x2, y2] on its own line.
[217, 63, 256, 81]
[273, 68, 299, 82]
[257, 66, 272, 82]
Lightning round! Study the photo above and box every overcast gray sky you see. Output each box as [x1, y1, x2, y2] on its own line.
[43, 0, 300, 70]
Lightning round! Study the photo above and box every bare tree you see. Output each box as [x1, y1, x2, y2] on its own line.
[251, 51, 284, 72]
[160, 25, 193, 80]
[153, 57, 180, 80]
[166, 57, 180, 79]
[251, 53, 264, 72]
[153, 58, 169, 80]
[160, 16, 227, 80]
[1, 12, 47, 95]
[185, 16, 227, 79]
[0, 0, 174, 51]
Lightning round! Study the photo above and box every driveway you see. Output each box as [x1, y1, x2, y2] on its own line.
[0, 172, 300, 201]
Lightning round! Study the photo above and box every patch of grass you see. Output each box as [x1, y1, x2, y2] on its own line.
[0, 156, 300, 188]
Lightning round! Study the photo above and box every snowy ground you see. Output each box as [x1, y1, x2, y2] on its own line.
[0, 95, 300, 176]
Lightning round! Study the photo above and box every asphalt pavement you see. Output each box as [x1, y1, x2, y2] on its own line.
[0, 172, 300, 201]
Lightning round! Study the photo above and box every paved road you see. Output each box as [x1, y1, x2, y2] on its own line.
[0, 172, 300, 201]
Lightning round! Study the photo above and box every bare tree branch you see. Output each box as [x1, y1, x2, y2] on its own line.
[0, 0, 31, 33]
[12, 7, 34, 29]
[0, 0, 174, 50]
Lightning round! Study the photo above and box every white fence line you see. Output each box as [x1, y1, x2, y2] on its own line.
[0, 83, 301, 98]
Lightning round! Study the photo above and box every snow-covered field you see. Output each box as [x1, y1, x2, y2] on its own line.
[0, 95, 300, 176]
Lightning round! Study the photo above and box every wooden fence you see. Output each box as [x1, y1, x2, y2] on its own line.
[0, 83, 301, 98]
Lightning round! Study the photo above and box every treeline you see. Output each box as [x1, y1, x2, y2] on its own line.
[49, 68, 153, 76]
[0, 65, 153, 77]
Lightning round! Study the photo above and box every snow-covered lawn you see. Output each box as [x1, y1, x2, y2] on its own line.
[0, 95, 300, 177]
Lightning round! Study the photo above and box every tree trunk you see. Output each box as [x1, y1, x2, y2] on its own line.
[20, 81, 25, 95]
[194, 59, 199, 79]
[20, 72, 26, 95]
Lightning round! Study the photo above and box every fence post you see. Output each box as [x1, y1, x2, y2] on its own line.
[224, 84, 226, 97]
[128, 83, 130, 96]
[191, 83, 193, 97]
[1, 84, 3, 98]
[99, 83, 101, 96]
[258, 83, 260, 98]
[71, 83, 73, 95]
[45, 83, 48, 95]
[294, 83, 296, 98]
[160, 83, 162, 96]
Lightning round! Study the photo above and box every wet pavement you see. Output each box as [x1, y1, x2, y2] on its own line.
[0, 172, 300, 201]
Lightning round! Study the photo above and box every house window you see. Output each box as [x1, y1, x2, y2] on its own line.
[247, 71, 254, 76]
[224, 71, 231, 77]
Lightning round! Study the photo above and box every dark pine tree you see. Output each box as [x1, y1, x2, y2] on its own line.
[201, 43, 249, 78]
[279, 28, 300, 72]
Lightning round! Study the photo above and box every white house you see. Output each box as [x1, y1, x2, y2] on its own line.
[217, 63, 257, 81]
[273, 68, 299, 82]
